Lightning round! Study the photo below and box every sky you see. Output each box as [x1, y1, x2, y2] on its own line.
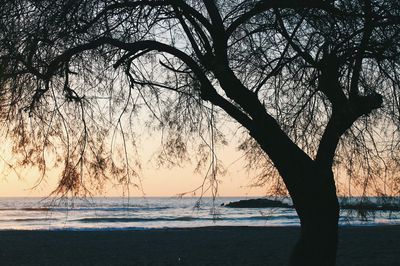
[0, 136, 266, 197]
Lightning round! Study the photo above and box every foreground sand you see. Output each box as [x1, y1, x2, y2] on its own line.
[0, 226, 399, 265]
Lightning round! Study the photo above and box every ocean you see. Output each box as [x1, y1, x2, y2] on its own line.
[0, 197, 399, 230]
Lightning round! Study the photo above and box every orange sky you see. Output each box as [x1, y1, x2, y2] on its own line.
[0, 169, 265, 197]
[0, 131, 388, 197]
[0, 139, 266, 197]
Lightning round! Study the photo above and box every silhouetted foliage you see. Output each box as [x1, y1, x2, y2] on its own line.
[1, 0, 400, 265]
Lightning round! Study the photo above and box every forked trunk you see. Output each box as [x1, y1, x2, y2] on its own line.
[249, 119, 340, 265]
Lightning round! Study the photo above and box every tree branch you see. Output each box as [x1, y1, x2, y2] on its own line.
[349, 0, 373, 99]
[77, 0, 213, 34]
[316, 93, 383, 169]
[45, 37, 253, 130]
[203, 1, 227, 56]
[226, 0, 331, 36]
[275, 10, 317, 66]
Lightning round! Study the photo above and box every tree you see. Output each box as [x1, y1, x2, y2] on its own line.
[1, 0, 400, 265]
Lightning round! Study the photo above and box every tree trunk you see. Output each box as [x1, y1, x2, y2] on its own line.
[249, 116, 340, 265]
[288, 169, 340, 266]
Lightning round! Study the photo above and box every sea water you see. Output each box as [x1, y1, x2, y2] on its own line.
[0, 197, 399, 230]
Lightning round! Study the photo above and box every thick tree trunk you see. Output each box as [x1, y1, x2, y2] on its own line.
[250, 126, 340, 265]
[288, 169, 340, 266]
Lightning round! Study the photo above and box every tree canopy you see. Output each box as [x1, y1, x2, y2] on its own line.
[1, 0, 399, 197]
[2, 0, 400, 265]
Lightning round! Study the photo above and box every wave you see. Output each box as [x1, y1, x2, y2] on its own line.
[12, 218, 58, 222]
[0, 208, 50, 212]
[51, 206, 171, 212]
[76, 214, 300, 224]
[0, 206, 170, 212]
[244, 215, 299, 221]
[77, 216, 197, 223]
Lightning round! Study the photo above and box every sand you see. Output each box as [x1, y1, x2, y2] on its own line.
[0, 226, 399, 265]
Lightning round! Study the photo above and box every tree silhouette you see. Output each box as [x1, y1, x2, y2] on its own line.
[1, 0, 400, 265]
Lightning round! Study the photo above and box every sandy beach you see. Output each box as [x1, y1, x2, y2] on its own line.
[0, 225, 399, 265]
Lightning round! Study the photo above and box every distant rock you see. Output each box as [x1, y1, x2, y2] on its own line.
[222, 198, 293, 208]
[222, 198, 400, 211]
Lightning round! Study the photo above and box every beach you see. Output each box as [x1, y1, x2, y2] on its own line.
[0, 226, 399, 266]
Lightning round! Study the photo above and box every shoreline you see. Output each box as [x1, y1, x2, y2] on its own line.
[0, 225, 399, 265]
[0, 223, 400, 231]
[0, 223, 399, 231]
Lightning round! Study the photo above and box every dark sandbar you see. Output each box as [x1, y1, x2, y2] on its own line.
[0, 226, 399, 265]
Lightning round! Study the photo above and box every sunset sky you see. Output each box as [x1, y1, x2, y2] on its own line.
[0, 136, 265, 197]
